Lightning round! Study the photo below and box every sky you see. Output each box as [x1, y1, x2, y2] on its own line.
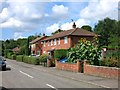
[0, 0, 119, 40]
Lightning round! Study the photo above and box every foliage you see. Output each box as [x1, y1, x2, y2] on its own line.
[23, 56, 39, 65]
[7, 52, 13, 59]
[99, 57, 119, 68]
[94, 17, 119, 48]
[67, 38, 101, 65]
[39, 54, 50, 62]
[81, 25, 92, 32]
[52, 29, 64, 35]
[16, 55, 24, 62]
[11, 54, 16, 60]
[54, 49, 68, 60]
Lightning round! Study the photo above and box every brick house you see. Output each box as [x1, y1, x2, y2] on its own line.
[29, 34, 47, 56]
[41, 23, 98, 60]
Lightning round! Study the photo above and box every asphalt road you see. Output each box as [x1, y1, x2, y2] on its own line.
[1, 59, 104, 89]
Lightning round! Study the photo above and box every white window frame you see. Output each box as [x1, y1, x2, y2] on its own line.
[54, 39, 57, 45]
[44, 41, 46, 47]
[51, 40, 53, 46]
[48, 41, 50, 46]
[58, 38, 60, 45]
[64, 36, 68, 44]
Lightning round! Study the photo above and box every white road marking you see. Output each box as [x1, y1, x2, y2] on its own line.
[7, 65, 15, 69]
[46, 84, 56, 89]
[19, 70, 34, 78]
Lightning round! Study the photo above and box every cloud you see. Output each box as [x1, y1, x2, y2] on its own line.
[45, 18, 90, 35]
[45, 23, 59, 35]
[52, 5, 69, 15]
[61, 18, 90, 30]
[80, 0, 119, 21]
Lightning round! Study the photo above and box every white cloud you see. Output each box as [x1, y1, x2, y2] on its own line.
[52, 5, 69, 15]
[61, 18, 90, 30]
[80, 0, 119, 20]
[46, 23, 59, 35]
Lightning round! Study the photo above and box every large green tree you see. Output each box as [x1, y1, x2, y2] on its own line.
[94, 17, 119, 48]
[81, 25, 92, 32]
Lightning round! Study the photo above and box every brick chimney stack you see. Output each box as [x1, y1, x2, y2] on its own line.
[73, 22, 76, 29]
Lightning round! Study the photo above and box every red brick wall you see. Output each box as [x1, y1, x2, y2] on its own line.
[42, 36, 71, 54]
[56, 60, 82, 72]
[84, 60, 120, 79]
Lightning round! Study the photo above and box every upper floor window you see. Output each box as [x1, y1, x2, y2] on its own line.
[54, 39, 56, 45]
[64, 36, 68, 44]
[44, 41, 46, 47]
[51, 40, 53, 46]
[48, 41, 50, 46]
[58, 38, 60, 45]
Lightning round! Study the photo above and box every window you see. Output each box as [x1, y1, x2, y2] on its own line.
[64, 36, 68, 44]
[51, 40, 53, 46]
[54, 39, 56, 45]
[44, 41, 46, 47]
[58, 38, 60, 45]
[48, 41, 50, 46]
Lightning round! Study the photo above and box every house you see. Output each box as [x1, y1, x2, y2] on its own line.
[29, 34, 47, 56]
[41, 22, 98, 60]
[12, 47, 20, 54]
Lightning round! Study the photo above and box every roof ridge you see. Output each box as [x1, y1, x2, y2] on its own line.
[69, 28, 78, 35]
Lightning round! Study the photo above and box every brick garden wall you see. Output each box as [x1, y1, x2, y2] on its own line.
[84, 60, 120, 79]
[55, 60, 82, 72]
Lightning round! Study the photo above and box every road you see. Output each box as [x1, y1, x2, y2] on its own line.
[1, 59, 106, 89]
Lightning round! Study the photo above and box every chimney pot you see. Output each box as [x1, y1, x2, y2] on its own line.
[73, 22, 76, 29]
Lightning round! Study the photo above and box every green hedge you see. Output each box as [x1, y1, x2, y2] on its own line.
[16, 55, 24, 62]
[7, 53, 12, 59]
[11, 54, 16, 60]
[99, 57, 119, 68]
[23, 56, 39, 65]
[54, 49, 68, 60]
[39, 54, 49, 62]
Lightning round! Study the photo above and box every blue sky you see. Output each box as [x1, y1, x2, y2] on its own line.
[0, 0, 119, 40]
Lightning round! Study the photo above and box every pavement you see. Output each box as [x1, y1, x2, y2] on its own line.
[1, 59, 119, 90]
[34, 65, 119, 89]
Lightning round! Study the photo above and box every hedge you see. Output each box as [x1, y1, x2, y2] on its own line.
[54, 49, 68, 60]
[16, 55, 24, 62]
[23, 56, 39, 65]
[39, 54, 50, 62]
[11, 54, 16, 60]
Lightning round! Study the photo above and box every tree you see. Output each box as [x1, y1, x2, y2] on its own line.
[94, 17, 119, 47]
[52, 29, 64, 35]
[81, 25, 92, 32]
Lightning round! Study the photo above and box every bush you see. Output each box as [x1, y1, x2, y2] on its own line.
[99, 57, 119, 68]
[23, 56, 39, 65]
[16, 55, 24, 62]
[7, 52, 12, 59]
[68, 38, 101, 65]
[54, 49, 68, 60]
[11, 54, 16, 60]
[39, 54, 49, 63]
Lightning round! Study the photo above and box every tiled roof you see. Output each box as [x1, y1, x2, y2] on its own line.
[30, 36, 47, 44]
[41, 28, 97, 41]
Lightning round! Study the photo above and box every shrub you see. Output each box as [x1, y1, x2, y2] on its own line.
[7, 52, 13, 59]
[16, 55, 24, 62]
[39, 54, 50, 62]
[99, 57, 119, 68]
[11, 54, 16, 60]
[23, 56, 39, 65]
[68, 38, 101, 65]
[54, 49, 68, 60]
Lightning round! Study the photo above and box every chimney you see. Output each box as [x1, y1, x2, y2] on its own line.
[43, 33, 45, 36]
[72, 22, 76, 29]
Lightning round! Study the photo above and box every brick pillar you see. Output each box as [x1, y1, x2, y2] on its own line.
[55, 60, 58, 68]
[77, 60, 82, 72]
[47, 59, 51, 67]
[84, 60, 87, 74]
